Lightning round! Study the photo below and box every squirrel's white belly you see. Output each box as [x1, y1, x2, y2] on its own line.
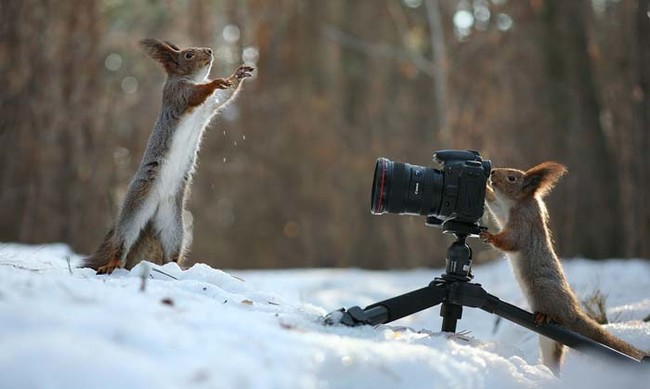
[155, 107, 212, 199]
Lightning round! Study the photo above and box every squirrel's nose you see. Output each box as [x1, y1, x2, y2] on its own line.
[205, 48, 213, 55]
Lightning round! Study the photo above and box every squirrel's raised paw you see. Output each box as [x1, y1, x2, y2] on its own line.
[485, 186, 496, 202]
[96, 257, 123, 275]
[235, 65, 255, 80]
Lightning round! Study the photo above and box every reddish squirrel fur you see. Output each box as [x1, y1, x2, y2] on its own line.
[85, 39, 254, 274]
[481, 161, 646, 374]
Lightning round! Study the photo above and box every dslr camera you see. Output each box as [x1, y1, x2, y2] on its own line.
[371, 150, 491, 235]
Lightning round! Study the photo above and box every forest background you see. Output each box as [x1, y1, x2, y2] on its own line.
[1, 0, 648, 268]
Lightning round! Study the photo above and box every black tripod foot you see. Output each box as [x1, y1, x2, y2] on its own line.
[324, 306, 385, 326]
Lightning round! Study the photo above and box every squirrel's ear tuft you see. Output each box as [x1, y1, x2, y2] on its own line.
[139, 38, 180, 73]
[522, 162, 567, 198]
[163, 41, 180, 51]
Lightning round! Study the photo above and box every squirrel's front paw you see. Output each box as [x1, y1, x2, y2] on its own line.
[479, 231, 494, 244]
[485, 185, 496, 203]
[215, 78, 233, 89]
[235, 65, 255, 80]
[533, 311, 552, 326]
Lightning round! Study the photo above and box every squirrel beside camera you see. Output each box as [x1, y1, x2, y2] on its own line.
[85, 39, 254, 274]
[481, 162, 646, 374]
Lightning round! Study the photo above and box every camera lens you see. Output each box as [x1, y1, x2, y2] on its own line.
[371, 158, 443, 216]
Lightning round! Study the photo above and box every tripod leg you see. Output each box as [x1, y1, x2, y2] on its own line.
[329, 277, 644, 365]
[326, 281, 448, 326]
[479, 293, 641, 364]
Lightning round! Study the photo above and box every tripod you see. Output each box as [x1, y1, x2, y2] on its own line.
[326, 223, 646, 366]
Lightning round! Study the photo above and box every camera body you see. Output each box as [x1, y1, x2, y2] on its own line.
[430, 150, 491, 226]
[371, 150, 491, 233]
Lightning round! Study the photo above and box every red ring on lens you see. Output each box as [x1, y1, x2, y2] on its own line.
[376, 160, 387, 213]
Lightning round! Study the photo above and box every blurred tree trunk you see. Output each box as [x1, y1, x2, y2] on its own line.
[189, 0, 215, 46]
[541, 0, 622, 258]
[629, 0, 650, 256]
[0, 0, 111, 252]
[424, 0, 449, 148]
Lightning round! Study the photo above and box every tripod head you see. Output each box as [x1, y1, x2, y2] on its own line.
[426, 216, 486, 282]
[425, 216, 486, 236]
[443, 234, 474, 281]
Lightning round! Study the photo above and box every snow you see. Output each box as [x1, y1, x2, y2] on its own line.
[0, 243, 648, 389]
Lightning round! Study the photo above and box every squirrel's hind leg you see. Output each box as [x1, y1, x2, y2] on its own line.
[96, 257, 123, 275]
[124, 221, 164, 268]
[112, 178, 159, 271]
[153, 193, 186, 264]
[539, 336, 564, 376]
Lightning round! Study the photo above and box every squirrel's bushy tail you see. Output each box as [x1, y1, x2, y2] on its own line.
[571, 314, 646, 360]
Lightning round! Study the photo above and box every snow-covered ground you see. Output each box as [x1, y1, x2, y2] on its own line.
[0, 243, 648, 389]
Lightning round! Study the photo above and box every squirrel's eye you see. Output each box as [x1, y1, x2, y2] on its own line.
[507, 176, 516, 182]
[184, 52, 194, 60]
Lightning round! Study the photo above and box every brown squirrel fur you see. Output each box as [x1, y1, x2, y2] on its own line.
[481, 161, 646, 374]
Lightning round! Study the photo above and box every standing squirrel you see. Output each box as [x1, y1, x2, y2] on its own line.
[481, 161, 646, 374]
[85, 39, 254, 274]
